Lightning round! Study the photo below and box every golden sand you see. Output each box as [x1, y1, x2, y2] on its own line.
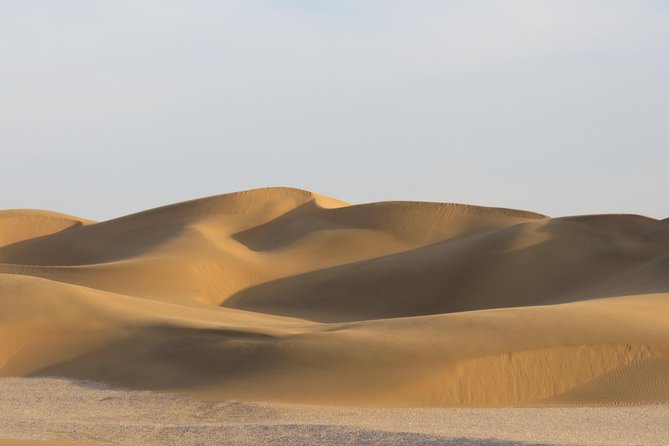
[1, 187, 668, 406]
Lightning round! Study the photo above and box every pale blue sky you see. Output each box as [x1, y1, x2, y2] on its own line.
[1, 1, 668, 220]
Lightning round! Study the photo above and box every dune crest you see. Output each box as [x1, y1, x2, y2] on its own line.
[1, 187, 668, 406]
[0, 210, 93, 248]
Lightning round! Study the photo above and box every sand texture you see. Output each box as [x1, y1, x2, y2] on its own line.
[2, 377, 669, 445]
[1, 187, 669, 408]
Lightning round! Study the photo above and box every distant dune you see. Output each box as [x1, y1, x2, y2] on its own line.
[1, 187, 668, 406]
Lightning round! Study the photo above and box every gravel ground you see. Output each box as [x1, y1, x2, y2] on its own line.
[1, 377, 667, 445]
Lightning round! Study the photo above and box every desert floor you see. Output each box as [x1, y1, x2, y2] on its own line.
[2, 377, 668, 446]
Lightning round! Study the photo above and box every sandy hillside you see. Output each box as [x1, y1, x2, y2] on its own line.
[1, 186, 668, 406]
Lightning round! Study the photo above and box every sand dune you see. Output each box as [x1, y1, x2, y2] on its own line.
[0, 210, 93, 248]
[1, 187, 668, 406]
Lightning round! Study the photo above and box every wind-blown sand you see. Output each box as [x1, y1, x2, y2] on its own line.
[1, 187, 668, 443]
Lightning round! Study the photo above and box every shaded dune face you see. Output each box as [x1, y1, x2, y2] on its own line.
[227, 215, 669, 322]
[1, 187, 668, 406]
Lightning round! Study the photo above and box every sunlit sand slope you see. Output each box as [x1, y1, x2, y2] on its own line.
[0, 210, 93, 248]
[1, 187, 667, 406]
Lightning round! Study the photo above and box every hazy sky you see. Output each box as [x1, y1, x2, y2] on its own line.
[1, 1, 668, 220]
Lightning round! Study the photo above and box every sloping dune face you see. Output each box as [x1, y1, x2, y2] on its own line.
[0, 210, 93, 248]
[1, 187, 668, 406]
